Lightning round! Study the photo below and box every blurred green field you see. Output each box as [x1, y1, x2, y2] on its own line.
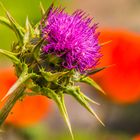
[3, 123, 132, 140]
[0, 0, 52, 51]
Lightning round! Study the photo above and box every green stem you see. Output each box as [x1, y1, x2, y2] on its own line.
[0, 64, 37, 126]
[0, 85, 26, 126]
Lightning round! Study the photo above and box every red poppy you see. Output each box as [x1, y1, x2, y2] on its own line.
[0, 67, 51, 127]
[91, 29, 140, 103]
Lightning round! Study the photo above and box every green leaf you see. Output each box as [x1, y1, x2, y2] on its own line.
[80, 92, 100, 106]
[40, 2, 45, 15]
[42, 88, 74, 140]
[0, 16, 12, 30]
[65, 86, 104, 126]
[40, 69, 68, 82]
[26, 81, 41, 94]
[6, 11, 25, 44]
[23, 17, 34, 44]
[0, 49, 20, 64]
[32, 39, 44, 59]
[35, 2, 54, 34]
[100, 40, 112, 47]
[47, 2, 54, 14]
[35, 0, 50, 35]
[80, 77, 105, 94]
[40, 2, 54, 29]
[59, 94, 74, 140]
[1, 64, 37, 101]
[87, 66, 107, 75]
[0, 2, 25, 44]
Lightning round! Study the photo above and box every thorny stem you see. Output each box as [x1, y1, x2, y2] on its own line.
[0, 85, 26, 125]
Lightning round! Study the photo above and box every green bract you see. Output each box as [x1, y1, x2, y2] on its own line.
[0, 2, 106, 140]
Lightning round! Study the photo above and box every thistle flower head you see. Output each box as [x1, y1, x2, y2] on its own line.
[42, 8, 101, 72]
[0, 3, 106, 140]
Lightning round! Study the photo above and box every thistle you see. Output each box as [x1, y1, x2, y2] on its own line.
[0, 2, 106, 139]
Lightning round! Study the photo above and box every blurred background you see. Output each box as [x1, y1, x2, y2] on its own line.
[0, 0, 140, 140]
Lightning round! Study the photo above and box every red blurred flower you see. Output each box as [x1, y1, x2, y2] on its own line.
[91, 29, 140, 103]
[0, 67, 51, 127]
[133, 134, 140, 140]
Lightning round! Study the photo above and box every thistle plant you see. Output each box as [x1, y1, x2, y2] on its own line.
[0, 2, 106, 139]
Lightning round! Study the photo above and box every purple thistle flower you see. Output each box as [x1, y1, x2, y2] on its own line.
[42, 7, 101, 72]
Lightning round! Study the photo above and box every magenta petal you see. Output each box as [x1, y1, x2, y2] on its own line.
[42, 7, 101, 72]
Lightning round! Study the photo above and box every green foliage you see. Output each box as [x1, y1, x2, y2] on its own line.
[80, 76, 105, 94]
[21, 124, 132, 140]
[0, 0, 51, 51]
[65, 86, 104, 126]
[40, 69, 68, 82]
[0, 49, 20, 64]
